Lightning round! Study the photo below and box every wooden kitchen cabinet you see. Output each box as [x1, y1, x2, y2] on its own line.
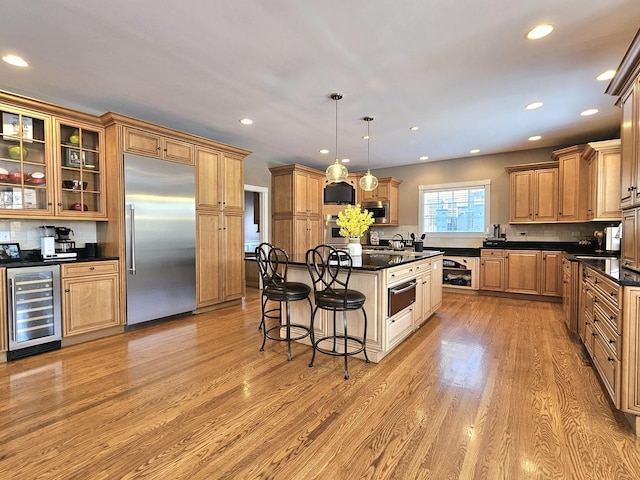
[553, 145, 588, 222]
[413, 257, 442, 328]
[617, 79, 639, 209]
[562, 257, 580, 333]
[622, 207, 638, 270]
[540, 251, 562, 297]
[479, 249, 505, 291]
[196, 146, 244, 213]
[505, 250, 541, 295]
[359, 177, 401, 225]
[270, 164, 324, 254]
[505, 164, 558, 223]
[61, 261, 120, 336]
[123, 127, 194, 164]
[622, 287, 640, 416]
[583, 139, 621, 221]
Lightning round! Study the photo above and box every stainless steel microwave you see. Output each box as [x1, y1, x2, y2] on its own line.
[362, 201, 390, 224]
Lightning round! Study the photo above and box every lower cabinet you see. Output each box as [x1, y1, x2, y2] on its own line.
[479, 249, 562, 298]
[61, 261, 121, 336]
[386, 306, 414, 350]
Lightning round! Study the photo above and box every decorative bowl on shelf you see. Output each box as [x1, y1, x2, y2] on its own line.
[8, 171, 23, 183]
[68, 129, 80, 145]
[62, 180, 88, 190]
[7, 145, 28, 160]
[27, 171, 46, 185]
[70, 202, 89, 211]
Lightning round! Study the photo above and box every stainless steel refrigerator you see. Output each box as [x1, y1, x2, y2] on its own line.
[124, 153, 196, 325]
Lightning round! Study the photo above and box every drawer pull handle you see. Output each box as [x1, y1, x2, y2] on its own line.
[609, 339, 615, 344]
[607, 356, 614, 363]
[90, 266, 95, 270]
[609, 315, 615, 321]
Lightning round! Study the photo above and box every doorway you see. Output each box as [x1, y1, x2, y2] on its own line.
[244, 185, 269, 288]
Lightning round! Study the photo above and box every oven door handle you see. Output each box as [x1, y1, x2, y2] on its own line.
[389, 280, 417, 295]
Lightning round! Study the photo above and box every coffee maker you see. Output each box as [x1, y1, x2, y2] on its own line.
[54, 227, 77, 259]
[39, 225, 56, 259]
[604, 224, 622, 253]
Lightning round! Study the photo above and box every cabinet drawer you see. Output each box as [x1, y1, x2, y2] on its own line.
[593, 306, 620, 359]
[62, 261, 119, 278]
[593, 271, 621, 308]
[413, 260, 432, 275]
[481, 249, 504, 258]
[593, 294, 621, 335]
[386, 307, 414, 350]
[386, 264, 418, 284]
[592, 333, 621, 408]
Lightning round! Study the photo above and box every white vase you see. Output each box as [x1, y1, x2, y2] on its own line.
[347, 238, 362, 257]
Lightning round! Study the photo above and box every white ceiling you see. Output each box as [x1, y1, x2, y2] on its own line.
[1, 0, 639, 171]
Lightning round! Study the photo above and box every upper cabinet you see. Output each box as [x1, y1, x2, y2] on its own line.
[553, 145, 588, 222]
[0, 94, 106, 219]
[605, 29, 640, 210]
[358, 176, 401, 225]
[505, 163, 558, 223]
[124, 127, 194, 164]
[583, 139, 621, 221]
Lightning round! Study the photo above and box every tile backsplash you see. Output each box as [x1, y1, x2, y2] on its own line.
[0, 219, 97, 249]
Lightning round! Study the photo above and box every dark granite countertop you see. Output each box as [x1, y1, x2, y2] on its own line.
[564, 255, 640, 287]
[247, 249, 444, 271]
[482, 240, 612, 255]
[0, 255, 119, 269]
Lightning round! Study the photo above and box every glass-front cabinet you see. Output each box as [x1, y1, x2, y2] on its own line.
[0, 106, 54, 214]
[56, 120, 105, 217]
[0, 100, 105, 219]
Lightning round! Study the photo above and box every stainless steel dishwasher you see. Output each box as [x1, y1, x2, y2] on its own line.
[6, 264, 62, 360]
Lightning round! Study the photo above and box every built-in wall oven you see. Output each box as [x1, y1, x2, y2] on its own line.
[388, 280, 417, 317]
[6, 265, 62, 360]
[324, 216, 348, 245]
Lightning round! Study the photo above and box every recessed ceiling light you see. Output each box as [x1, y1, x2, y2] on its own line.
[2, 54, 28, 67]
[319, 149, 329, 154]
[409, 126, 419, 131]
[362, 135, 370, 140]
[528, 135, 542, 141]
[419, 156, 429, 161]
[239, 118, 253, 125]
[525, 102, 544, 110]
[526, 24, 554, 40]
[596, 70, 616, 81]
[580, 109, 599, 116]
[470, 149, 480, 154]
[341, 158, 350, 163]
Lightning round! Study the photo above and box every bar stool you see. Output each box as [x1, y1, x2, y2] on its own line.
[255, 243, 313, 361]
[305, 244, 370, 379]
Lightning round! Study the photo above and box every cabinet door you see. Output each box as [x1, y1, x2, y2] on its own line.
[541, 251, 562, 297]
[294, 216, 310, 253]
[414, 273, 424, 327]
[62, 273, 120, 336]
[0, 106, 54, 215]
[307, 173, 322, 216]
[272, 217, 294, 256]
[534, 168, 558, 222]
[622, 287, 640, 414]
[479, 257, 504, 291]
[595, 147, 622, 220]
[124, 127, 161, 157]
[620, 85, 636, 208]
[196, 212, 222, 306]
[294, 172, 311, 215]
[56, 119, 106, 218]
[586, 158, 596, 220]
[222, 213, 245, 301]
[621, 208, 637, 270]
[558, 152, 585, 221]
[162, 137, 193, 164]
[430, 258, 442, 312]
[307, 216, 323, 252]
[196, 147, 221, 209]
[509, 171, 533, 222]
[222, 154, 244, 214]
[505, 250, 540, 294]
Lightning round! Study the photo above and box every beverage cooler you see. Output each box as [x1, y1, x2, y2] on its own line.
[6, 265, 62, 360]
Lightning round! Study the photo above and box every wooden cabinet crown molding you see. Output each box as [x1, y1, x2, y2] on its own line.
[504, 161, 558, 173]
[0, 89, 102, 125]
[100, 112, 251, 157]
[551, 144, 587, 160]
[269, 163, 324, 177]
[605, 28, 640, 97]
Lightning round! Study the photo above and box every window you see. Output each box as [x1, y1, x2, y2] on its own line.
[418, 179, 490, 236]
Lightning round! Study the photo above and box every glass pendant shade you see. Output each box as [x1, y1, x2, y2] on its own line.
[359, 170, 379, 191]
[359, 116, 378, 191]
[326, 93, 348, 183]
[326, 158, 349, 183]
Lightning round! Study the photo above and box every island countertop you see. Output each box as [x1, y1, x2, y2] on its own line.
[268, 249, 444, 271]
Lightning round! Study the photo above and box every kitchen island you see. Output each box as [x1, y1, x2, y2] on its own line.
[272, 249, 444, 363]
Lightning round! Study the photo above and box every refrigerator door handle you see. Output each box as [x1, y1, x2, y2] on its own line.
[128, 203, 137, 275]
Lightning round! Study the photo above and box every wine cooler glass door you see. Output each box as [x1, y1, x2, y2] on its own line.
[7, 265, 61, 352]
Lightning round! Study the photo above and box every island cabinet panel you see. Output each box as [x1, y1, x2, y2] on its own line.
[61, 261, 121, 336]
[541, 251, 563, 297]
[623, 288, 640, 414]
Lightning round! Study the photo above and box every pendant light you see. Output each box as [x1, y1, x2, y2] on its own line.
[359, 116, 379, 192]
[326, 93, 349, 183]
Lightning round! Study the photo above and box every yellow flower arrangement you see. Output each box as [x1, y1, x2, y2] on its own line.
[336, 204, 374, 238]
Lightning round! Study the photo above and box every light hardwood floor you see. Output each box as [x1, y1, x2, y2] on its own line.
[2, 290, 640, 479]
